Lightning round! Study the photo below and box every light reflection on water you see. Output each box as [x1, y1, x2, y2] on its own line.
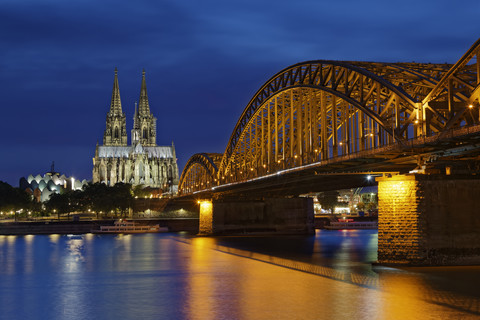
[0, 230, 479, 319]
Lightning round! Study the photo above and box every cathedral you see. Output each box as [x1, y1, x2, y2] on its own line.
[92, 69, 179, 193]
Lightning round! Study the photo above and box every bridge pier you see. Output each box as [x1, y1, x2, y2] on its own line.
[377, 174, 480, 266]
[198, 197, 314, 235]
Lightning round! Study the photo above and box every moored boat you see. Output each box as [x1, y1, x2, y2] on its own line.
[325, 218, 377, 230]
[91, 219, 168, 234]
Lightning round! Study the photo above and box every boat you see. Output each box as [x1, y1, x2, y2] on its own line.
[324, 218, 378, 230]
[91, 219, 169, 234]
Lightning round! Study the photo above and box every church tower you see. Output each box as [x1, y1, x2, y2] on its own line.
[103, 68, 128, 146]
[131, 70, 157, 146]
[94, 69, 179, 193]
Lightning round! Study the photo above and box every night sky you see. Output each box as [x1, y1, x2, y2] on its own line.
[1, 0, 480, 186]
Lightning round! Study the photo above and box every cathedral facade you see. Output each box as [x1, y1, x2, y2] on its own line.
[92, 69, 179, 193]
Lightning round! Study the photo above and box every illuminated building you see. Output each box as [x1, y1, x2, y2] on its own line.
[19, 164, 87, 202]
[92, 69, 179, 193]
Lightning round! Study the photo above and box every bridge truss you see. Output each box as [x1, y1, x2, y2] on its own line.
[179, 39, 480, 195]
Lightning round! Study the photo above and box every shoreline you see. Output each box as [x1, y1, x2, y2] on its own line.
[0, 218, 199, 235]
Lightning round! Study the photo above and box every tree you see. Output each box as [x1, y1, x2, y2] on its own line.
[317, 191, 339, 213]
[0, 181, 32, 215]
[356, 201, 366, 211]
[133, 184, 150, 198]
[82, 182, 134, 218]
[366, 201, 377, 211]
[46, 192, 70, 219]
[112, 183, 133, 217]
[83, 183, 110, 218]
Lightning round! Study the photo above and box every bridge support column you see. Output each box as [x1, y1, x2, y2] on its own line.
[199, 200, 214, 235]
[198, 197, 314, 235]
[377, 174, 480, 266]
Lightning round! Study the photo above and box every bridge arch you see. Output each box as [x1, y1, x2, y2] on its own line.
[178, 38, 480, 194]
[218, 60, 449, 180]
[178, 153, 222, 194]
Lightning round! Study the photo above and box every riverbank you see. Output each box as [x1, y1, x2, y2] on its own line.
[0, 218, 199, 235]
[0, 216, 377, 235]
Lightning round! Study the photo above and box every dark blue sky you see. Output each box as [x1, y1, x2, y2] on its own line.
[1, 0, 479, 186]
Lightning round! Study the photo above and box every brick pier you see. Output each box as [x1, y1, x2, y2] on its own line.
[198, 197, 314, 235]
[377, 174, 480, 265]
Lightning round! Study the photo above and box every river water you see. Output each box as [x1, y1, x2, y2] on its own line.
[1, 230, 479, 320]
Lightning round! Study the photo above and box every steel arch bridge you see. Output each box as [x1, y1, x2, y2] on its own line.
[179, 38, 480, 195]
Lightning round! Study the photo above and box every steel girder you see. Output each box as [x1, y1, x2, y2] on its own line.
[178, 153, 221, 194]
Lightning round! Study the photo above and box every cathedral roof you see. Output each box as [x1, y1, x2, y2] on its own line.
[97, 145, 174, 159]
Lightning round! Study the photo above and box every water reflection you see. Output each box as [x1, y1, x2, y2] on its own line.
[49, 234, 60, 243]
[24, 235, 34, 274]
[177, 230, 480, 318]
[63, 235, 85, 272]
[5, 235, 17, 275]
[187, 237, 216, 319]
[0, 231, 479, 319]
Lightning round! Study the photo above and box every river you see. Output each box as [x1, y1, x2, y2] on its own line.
[0, 230, 479, 319]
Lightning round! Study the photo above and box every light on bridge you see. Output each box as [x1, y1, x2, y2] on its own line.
[469, 104, 474, 109]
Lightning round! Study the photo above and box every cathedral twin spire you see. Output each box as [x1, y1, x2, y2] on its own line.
[138, 70, 151, 115]
[103, 69, 157, 147]
[103, 68, 128, 146]
[109, 68, 123, 116]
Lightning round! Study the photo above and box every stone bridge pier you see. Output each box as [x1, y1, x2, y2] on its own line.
[377, 174, 480, 266]
[198, 197, 314, 235]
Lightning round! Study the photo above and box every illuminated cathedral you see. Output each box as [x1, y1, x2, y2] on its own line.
[92, 69, 179, 193]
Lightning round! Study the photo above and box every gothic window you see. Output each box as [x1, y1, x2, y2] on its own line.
[143, 128, 148, 139]
[100, 164, 106, 182]
[114, 127, 119, 138]
[138, 162, 144, 178]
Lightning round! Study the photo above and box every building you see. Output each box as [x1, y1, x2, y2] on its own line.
[92, 69, 179, 193]
[19, 164, 88, 202]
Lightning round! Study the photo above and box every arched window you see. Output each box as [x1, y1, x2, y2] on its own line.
[114, 127, 119, 139]
[143, 128, 148, 139]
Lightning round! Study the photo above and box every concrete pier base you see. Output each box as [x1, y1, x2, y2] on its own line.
[377, 174, 480, 266]
[198, 197, 314, 235]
